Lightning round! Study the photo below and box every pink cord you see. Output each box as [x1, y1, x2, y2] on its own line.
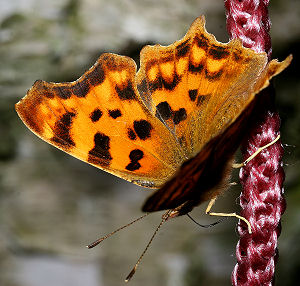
[224, 1, 286, 285]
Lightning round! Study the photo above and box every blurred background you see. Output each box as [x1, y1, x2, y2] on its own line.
[0, 0, 299, 285]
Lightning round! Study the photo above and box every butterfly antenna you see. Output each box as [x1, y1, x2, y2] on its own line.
[187, 213, 226, 228]
[87, 213, 149, 249]
[125, 210, 171, 282]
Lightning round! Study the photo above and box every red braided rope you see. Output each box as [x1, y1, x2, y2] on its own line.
[224, 1, 286, 285]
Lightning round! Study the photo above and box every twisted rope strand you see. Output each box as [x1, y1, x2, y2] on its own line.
[224, 1, 286, 285]
[225, 0, 272, 58]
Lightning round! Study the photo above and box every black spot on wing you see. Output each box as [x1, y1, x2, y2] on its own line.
[103, 54, 119, 70]
[209, 46, 230, 60]
[39, 85, 54, 99]
[195, 35, 209, 50]
[88, 62, 105, 86]
[156, 101, 172, 120]
[133, 120, 152, 140]
[176, 40, 190, 58]
[115, 82, 136, 100]
[148, 79, 162, 92]
[73, 79, 90, 98]
[36, 80, 54, 99]
[90, 108, 103, 122]
[43, 91, 54, 99]
[127, 128, 137, 140]
[160, 55, 173, 63]
[173, 108, 187, 125]
[189, 62, 204, 73]
[53, 86, 72, 99]
[44, 92, 55, 99]
[188, 89, 198, 102]
[108, 109, 122, 119]
[51, 112, 76, 147]
[88, 132, 112, 167]
[129, 149, 144, 161]
[126, 161, 141, 172]
[126, 149, 144, 171]
[162, 73, 181, 90]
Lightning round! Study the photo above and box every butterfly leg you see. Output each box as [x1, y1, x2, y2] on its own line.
[232, 135, 280, 168]
[205, 197, 252, 234]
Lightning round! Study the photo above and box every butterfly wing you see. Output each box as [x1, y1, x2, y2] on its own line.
[16, 16, 291, 212]
[137, 16, 289, 156]
[16, 54, 186, 188]
[142, 54, 291, 212]
[137, 16, 292, 211]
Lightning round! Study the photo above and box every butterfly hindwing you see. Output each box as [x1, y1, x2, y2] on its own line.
[142, 51, 291, 212]
[136, 17, 291, 211]
[137, 17, 271, 157]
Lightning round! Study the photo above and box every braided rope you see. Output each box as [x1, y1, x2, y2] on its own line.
[224, 1, 286, 285]
[225, 0, 272, 58]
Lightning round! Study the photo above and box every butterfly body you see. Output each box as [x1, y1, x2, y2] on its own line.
[15, 16, 291, 215]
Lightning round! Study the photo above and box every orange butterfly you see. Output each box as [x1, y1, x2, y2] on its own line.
[15, 16, 291, 221]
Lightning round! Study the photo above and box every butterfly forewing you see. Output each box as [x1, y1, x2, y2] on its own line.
[16, 54, 186, 188]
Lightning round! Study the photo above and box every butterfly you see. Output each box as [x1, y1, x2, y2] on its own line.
[15, 16, 291, 221]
